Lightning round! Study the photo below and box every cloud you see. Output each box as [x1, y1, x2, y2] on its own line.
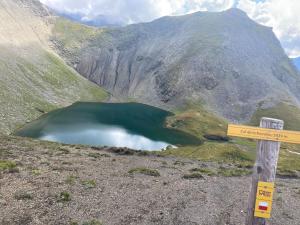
[40, 0, 235, 23]
[237, 0, 300, 58]
[40, 0, 300, 57]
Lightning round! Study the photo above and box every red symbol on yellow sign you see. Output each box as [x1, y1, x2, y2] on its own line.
[254, 182, 275, 219]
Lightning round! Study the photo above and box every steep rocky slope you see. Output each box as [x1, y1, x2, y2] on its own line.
[54, 9, 300, 122]
[0, 0, 107, 134]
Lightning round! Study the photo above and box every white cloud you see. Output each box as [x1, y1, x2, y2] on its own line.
[40, 0, 300, 57]
[40, 0, 234, 23]
[237, 0, 300, 57]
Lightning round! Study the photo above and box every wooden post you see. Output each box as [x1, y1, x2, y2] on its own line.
[245, 117, 284, 225]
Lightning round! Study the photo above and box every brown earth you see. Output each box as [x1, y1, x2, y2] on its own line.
[0, 136, 299, 225]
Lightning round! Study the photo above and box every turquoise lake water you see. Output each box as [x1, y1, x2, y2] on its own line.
[15, 102, 201, 151]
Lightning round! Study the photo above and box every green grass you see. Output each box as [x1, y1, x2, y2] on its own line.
[182, 172, 204, 179]
[186, 167, 251, 177]
[128, 167, 160, 177]
[53, 18, 104, 51]
[14, 192, 33, 200]
[0, 47, 108, 134]
[189, 168, 216, 176]
[88, 152, 110, 159]
[31, 169, 42, 176]
[167, 102, 227, 140]
[82, 180, 97, 189]
[52, 17, 109, 64]
[43, 52, 108, 102]
[65, 175, 78, 185]
[0, 160, 17, 171]
[249, 102, 300, 176]
[161, 142, 254, 167]
[82, 220, 103, 225]
[163, 101, 300, 175]
[277, 145, 300, 177]
[250, 102, 300, 131]
[217, 168, 252, 177]
[58, 191, 71, 202]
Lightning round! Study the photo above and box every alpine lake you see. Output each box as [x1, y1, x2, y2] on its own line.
[15, 103, 201, 151]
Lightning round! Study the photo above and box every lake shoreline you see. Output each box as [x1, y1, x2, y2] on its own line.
[15, 102, 202, 151]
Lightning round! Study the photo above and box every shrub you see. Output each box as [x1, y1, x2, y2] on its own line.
[189, 168, 216, 176]
[128, 167, 160, 177]
[182, 173, 204, 179]
[65, 175, 78, 185]
[218, 168, 251, 177]
[14, 191, 33, 200]
[82, 180, 96, 189]
[82, 220, 103, 225]
[0, 160, 17, 172]
[58, 191, 71, 202]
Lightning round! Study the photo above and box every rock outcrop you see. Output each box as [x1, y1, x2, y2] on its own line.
[57, 9, 300, 122]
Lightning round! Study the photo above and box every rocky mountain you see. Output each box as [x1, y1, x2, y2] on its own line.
[293, 57, 300, 71]
[1, 0, 300, 134]
[53, 8, 300, 122]
[0, 0, 107, 134]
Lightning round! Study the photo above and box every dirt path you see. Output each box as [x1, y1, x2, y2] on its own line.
[0, 136, 299, 225]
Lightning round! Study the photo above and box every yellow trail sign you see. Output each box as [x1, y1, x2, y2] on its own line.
[254, 182, 275, 219]
[227, 124, 300, 144]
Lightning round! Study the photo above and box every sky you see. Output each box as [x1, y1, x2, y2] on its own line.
[40, 0, 300, 58]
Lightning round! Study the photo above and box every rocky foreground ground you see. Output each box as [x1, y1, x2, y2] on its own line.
[0, 136, 299, 225]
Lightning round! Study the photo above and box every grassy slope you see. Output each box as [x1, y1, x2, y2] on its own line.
[166, 103, 227, 139]
[250, 102, 300, 175]
[250, 102, 300, 131]
[161, 103, 254, 167]
[161, 102, 300, 176]
[0, 48, 108, 134]
[51, 18, 107, 61]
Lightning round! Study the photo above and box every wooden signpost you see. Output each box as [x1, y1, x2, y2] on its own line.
[227, 117, 300, 225]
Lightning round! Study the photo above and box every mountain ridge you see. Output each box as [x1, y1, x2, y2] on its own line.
[52, 8, 300, 122]
[1, 0, 300, 134]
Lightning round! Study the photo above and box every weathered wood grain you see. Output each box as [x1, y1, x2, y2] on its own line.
[245, 117, 284, 225]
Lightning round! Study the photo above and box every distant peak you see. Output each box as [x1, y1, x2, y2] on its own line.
[224, 8, 247, 16]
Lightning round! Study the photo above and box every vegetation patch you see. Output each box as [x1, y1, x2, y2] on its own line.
[183, 172, 204, 179]
[165, 102, 300, 174]
[174, 160, 187, 166]
[0, 160, 17, 172]
[82, 220, 103, 225]
[88, 152, 110, 159]
[167, 103, 227, 140]
[14, 191, 33, 200]
[217, 168, 251, 177]
[277, 146, 300, 177]
[0, 46, 108, 134]
[65, 175, 78, 185]
[250, 102, 300, 131]
[31, 169, 42, 176]
[277, 169, 298, 178]
[161, 142, 254, 167]
[70, 220, 103, 225]
[189, 168, 216, 176]
[53, 18, 104, 51]
[82, 180, 97, 189]
[128, 167, 160, 177]
[58, 191, 71, 202]
[57, 148, 70, 155]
